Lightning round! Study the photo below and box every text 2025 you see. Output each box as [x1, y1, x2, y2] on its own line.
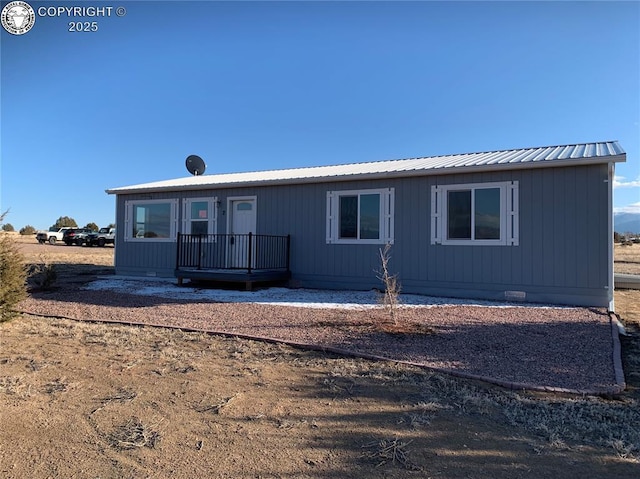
[68, 22, 98, 32]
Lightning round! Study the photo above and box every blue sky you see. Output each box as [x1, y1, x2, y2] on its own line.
[1, 0, 638, 231]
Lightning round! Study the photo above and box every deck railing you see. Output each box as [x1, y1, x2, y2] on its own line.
[176, 233, 290, 274]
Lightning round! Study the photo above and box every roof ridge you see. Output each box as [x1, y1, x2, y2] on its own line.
[107, 140, 625, 194]
[379, 140, 621, 163]
[214, 140, 621, 175]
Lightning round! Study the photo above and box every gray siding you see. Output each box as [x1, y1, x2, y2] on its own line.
[113, 191, 179, 277]
[114, 164, 611, 306]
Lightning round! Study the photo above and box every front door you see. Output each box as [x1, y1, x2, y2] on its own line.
[228, 198, 257, 268]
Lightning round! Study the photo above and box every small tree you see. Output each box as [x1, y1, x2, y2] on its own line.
[0, 211, 27, 322]
[376, 243, 401, 326]
[20, 225, 36, 235]
[85, 222, 99, 231]
[51, 216, 77, 230]
[2, 223, 15, 232]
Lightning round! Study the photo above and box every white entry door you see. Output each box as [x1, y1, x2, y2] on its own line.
[228, 198, 257, 268]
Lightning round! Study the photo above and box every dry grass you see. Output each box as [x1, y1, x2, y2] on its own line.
[43, 378, 68, 394]
[13, 234, 114, 267]
[361, 437, 422, 471]
[0, 233, 638, 477]
[498, 393, 640, 456]
[615, 243, 640, 275]
[109, 417, 163, 450]
[0, 376, 27, 396]
[91, 388, 138, 415]
[196, 393, 240, 414]
[2, 313, 640, 477]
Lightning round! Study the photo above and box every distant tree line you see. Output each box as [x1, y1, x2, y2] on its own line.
[1, 216, 115, 235]
[615, 232, 640, 246]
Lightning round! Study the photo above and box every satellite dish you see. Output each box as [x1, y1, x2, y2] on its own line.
[186, 155, 206, 176]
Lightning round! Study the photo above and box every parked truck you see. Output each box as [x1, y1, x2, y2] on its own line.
[63, 228, 95, 246]
[35, 227, 75, 245]
[85, 227, 116, 247]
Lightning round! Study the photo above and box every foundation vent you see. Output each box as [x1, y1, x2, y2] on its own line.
[504, 291, 526, 301]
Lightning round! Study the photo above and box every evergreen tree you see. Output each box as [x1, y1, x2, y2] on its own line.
[51, 216, 78, 230]
[0, 211, 27, 322]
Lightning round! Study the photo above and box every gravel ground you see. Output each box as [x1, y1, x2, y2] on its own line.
[17, 278, 620, 395]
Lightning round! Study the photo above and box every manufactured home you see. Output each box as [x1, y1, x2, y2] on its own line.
[106, 141, 626, 308]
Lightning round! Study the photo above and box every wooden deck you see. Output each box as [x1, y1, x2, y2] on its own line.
[175, 233, 291, 291]
[175, 268, 291, 291]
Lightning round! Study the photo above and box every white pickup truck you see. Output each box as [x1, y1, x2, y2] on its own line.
[35, 227, 75, 245]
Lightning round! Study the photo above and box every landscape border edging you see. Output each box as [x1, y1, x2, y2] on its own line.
[16, 308, 626, 397]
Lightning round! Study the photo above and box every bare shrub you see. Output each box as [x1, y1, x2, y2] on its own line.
[28, 255, 58, 291]
[361, 437, 422, 471]
[375, 243, 401, 325]
[43, 378, 68, 394]
[196, 393, 240, 414]
[0, 376, 24, 395]
[110, 417, 162, 450]
[609, 439, 637, 460]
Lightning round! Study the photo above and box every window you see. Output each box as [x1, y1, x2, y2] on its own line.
[124, 199, 178, 241]
[182, 197, 218, 235]
[431, 181, 519, 246]
[326, 188, 394, 244]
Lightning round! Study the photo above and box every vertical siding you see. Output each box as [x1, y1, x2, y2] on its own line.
[574, 166, 589, 284]
[552, 168, 566, 287]
[540, 169, 555, 287]
[113, 163, 611, 306]
[588, 165, 608, 289]
[563, 168, 578, 287]
[113, 191, 180, 277]
[529, 169, 545, 286]
[518, 170, 533, 286]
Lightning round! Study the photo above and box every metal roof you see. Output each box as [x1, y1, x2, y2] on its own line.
[106, 141, 626, 194]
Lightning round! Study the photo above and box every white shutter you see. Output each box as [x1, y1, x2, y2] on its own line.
[181, 200, 189, 235]
[124, 200, 131, 241]
[326, 192, 334, 244]
[171, 199, 179, 240]
[431, 186, 441, 244]
[507, 181, 519, 246]
[211, 197, 218, 235]
[384, 188, 394, 244]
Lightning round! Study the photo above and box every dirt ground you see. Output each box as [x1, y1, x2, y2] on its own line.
[1, 236, 639, 478]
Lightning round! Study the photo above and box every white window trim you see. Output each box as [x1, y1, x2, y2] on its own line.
[431, 181, 519, 246]
[124, 198, 179, 242]
[326, 188, 394, 244]
[181, 197, 218, 235]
